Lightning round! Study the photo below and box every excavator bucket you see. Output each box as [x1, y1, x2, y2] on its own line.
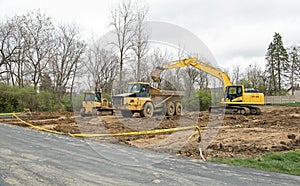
[150, 67, 165, 82]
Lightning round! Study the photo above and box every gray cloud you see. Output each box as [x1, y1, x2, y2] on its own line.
[149, 0, 300, 67]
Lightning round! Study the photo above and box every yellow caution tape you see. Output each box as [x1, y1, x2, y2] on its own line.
[12, 113, 205, 160]
[13, 113, 65, 135]
[12, 113, 200, 138]
[11, 113, 206, 161]
[187, 126, 201, 141]
[71, 125, 198, 137]
[0, 112, 22, 116]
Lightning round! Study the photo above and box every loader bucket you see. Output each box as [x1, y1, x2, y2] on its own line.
[150, 67, 165, 82]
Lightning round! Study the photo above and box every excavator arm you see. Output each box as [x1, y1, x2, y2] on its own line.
[151, 57, 232, 88]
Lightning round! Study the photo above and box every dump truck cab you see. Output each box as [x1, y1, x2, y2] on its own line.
[127, 82, 150, 97]
[112, 82, 152, 117]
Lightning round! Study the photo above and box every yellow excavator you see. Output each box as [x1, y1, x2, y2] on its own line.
[151, 57, 264, 115]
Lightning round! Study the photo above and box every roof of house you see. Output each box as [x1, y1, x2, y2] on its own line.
[287, 86, 300, 91]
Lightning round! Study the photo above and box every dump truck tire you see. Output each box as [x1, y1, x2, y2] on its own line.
[80, 108, 86, 117]
[166, 101, 175, 116]
[141, 102, 154, 118]
[91, 109, 98, 116]
[175, 102, 182, 116]
[121, 110, 133, 117]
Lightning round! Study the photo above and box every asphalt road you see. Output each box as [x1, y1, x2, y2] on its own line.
[1, 123, 300, 186]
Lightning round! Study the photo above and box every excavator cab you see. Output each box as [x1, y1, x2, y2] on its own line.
[224, 85, 243, 102]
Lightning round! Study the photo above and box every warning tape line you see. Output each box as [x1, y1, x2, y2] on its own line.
[13, 114, 65, 135]
[0, 112, 23, 116]
[71, 125, 199, 137]
[11, 113, 206, 161]
[11, 113, 200, 138]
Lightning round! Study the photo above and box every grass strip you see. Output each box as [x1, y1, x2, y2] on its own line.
[210, 150, 300, 176]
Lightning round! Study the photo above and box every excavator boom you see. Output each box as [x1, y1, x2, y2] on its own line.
[151, 57, 232, 88]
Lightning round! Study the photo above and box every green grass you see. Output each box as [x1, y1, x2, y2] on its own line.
[276, 102, 300, 107]
[210, 150, 300, 176]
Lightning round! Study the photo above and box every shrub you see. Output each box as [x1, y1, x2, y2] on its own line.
[0, 84, 59, 112]
[196, 89, 212, 111]
[182, 89, 212, 111]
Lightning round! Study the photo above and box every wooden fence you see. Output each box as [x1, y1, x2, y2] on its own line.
[264, 95, 297, 104]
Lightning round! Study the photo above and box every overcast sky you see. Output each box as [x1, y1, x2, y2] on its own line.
[1, 0, 300, 71]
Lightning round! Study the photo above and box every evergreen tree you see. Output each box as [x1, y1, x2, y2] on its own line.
[265, 41, 276, 95]
[40, 73, 53, 92]
[287, 46, 300, 95]
[265, 32, 289, 95]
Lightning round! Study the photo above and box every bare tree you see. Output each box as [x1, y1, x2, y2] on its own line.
[148, 48, 168, 68]
[0, 20, 18, 84]
[195, 71, 208, 89]
[9, 15, 30, 87]
[147, 48, 174, 88]
[245, 63, 264, 88]
[50, 24, 85, 110]
[180, 53, 209, 94]
[131, 2, 149, 81]
[85, 38, 119, 94]
[231, 64, 241, 84]
[0, 11, 50, 88]
[110, 0, 136, 91]
[287, 46, 300, 95]
[172, 44, 186, 90]
[183, 67, 199, 96]
[132, 48, 164, 84]
[20, 10, 55, 89]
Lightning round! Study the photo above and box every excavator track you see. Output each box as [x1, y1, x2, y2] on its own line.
[209, 106, 261, 115]
[245, 106, 261, 115]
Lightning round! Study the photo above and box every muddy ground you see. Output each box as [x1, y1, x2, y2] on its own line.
[1, 105, 300, 160]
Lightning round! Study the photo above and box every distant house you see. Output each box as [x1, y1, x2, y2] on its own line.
[287, 86, 300, 96]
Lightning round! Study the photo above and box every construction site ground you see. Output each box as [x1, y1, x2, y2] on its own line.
[1, 105, 300, 160]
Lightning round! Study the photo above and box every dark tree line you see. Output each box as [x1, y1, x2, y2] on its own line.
[265, 32, 300, 96]
[231, 32, 300, 96]
[265, 32, 289, 95]
[0, 10, 86, 110]
[0, 2, 152, 110]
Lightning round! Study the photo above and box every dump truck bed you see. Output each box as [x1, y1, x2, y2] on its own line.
[150, 86, 184, 96]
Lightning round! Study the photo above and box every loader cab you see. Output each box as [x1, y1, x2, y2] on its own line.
[128, 83, 150, 97]
[224, 85, 243, 102]
[83, 91, 102, 110]
[80, 90, 113, 116]
[84, 91, 101, 103]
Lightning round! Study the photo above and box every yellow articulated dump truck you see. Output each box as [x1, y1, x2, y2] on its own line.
[80, 90, 114, 116]
[112, 82, 184, 118]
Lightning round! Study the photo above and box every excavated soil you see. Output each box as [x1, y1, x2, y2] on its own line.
[1, 106, 300, 160]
